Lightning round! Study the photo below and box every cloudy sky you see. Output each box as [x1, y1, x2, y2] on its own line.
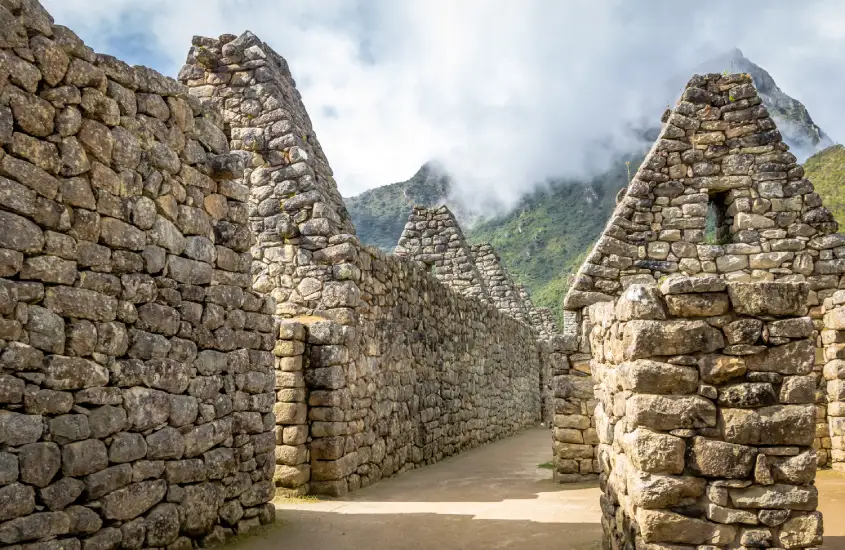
[42, 0, 845, 207]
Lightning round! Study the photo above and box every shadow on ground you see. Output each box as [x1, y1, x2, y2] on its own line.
[239, 510, 604, 550]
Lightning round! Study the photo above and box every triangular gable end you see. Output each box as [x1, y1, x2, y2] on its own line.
[564, 72, 839, 311]
[471, 243, 530, 323]
[395, 205, 491, 301]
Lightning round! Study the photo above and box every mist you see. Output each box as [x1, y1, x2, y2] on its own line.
[43, 0, 845, 214]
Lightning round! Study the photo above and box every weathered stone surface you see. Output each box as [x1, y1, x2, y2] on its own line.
[727, 282, 809, 316]
[636, 509, 737, 545]
[100, 480, 167, 520]
[19, 442, 61, 487]
[61, 439, 108, 477]
[627, 472, 706, 509]
[730, 484, 818, 510]
[744, 340, 814, 375]
[665, 292, 730, 317]
[0, 483, 35, 521]
[614, 284, 666, 321]
[626, 395, 717, 431]
[622, 320, 724, 359]
[687, 437, 757, 478]
[617, 360, 698, 395]
[721, 406, 815, 446]
[622, 429, 685, 474]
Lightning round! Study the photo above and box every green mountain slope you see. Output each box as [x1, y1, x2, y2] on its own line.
[345, 52, 836, 321]
[805, 145, 845, 227]
[465, 155, 641, 315]
[344, 163, 451, 250]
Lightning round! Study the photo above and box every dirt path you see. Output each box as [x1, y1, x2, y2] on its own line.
[232, 427, 845, 550]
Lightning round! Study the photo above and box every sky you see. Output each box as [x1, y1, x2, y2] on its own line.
[42, 0, 845, 209]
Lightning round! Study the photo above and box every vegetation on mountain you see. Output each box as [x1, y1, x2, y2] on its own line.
[345, 51, 836, 324]
[804, 145, 845, 227]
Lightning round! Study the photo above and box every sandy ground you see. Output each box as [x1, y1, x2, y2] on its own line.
[230, 427, 845, 550]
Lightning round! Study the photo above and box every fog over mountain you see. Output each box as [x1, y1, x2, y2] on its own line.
[43, 0, 845, 208]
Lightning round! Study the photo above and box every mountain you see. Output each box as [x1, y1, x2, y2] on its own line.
[689, 48, 834, 160]
[345, 50, 836, 321]
[804, 145, 845, 226]
[344, 162, 452, 251]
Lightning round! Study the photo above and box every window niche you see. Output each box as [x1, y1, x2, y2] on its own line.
[704, 191, 731, 245]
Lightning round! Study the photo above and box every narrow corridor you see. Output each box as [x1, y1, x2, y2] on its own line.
[232, 427, 845, 550]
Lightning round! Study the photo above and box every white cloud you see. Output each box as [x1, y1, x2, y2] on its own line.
[42, 0, 845, 206]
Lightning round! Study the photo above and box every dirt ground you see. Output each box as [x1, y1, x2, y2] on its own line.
[230, 427, 845, 550]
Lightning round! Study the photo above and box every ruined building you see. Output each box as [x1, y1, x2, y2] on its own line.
[0, 0, 834, 548]
[0, 1, 562, 547]
[557, 73, 831, 548]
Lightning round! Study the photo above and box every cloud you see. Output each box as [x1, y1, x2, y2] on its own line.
[42, 0, 845, 208]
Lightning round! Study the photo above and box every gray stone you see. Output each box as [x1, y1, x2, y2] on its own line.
[0, 511, 70, 544]
[617, 360, 698, 395]
[721, 405, 816, 446]
[727, 282, 809, 316]
[0, 483, 35, 521]
[730, 484, 818, 510]
[0, 413, 43, 447]
[65, 506, 101, 535]
[108, 432, 147, 464]
[145, 503, 180, 546]
[687, 437, 757, 478]
[61, 439, 108, 477]
[50, 414, 90, 444]
[43, 356, 109, 390]
[622, 320, 724, 359]
[100, 480, 167, 521]
[146, 427, 185, 460]
[84, 463, 132, 499]
[123, 387, 170, 430]
[39, 477, 84, 511]
[626, 394, 717, 431]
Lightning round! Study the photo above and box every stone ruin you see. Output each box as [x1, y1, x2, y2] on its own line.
[559, 72, 838, 547]
[0, 1, 570, 547]
[0, 0, 835, 548]
[596, 279, 822, 549]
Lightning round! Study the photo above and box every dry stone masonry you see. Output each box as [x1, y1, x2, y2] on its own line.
[557, 72, 845, 489]
[395, 205, 489, 302]
[178, 33, 558, 498]
[594, 278, 822, 549]
[0, 1, 276, 548]
[470, 243, 531, 324]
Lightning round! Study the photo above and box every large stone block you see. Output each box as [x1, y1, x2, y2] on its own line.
[687, 437, 757, 478]
[744, 340, 814, 375]
[729, 484, 818, 511]
[622, 320, 724, 359]
[720, 405, 816, 446]
[636, 509, 737, 545]
[626, 394, 717, 431]
[617, 360, 698, 395]
[727, 282, 809, 316]
[621, 428, 685, 474]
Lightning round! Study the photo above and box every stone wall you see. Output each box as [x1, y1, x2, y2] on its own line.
[595, 278, 822, 549]
[180, 33, 553, 497]
[821, 293, 845, 471]
[0, 2, 276, 548]
[395, 205, 489, 302]
[276, 246, 544, 496]
[558, 71, 843, 479]
[179, 31, 359, 325]
[471, 243, 530, 324]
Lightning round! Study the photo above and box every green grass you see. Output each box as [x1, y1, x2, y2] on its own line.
[537, 461, 554, 470]
[805, 144, 845, 227]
